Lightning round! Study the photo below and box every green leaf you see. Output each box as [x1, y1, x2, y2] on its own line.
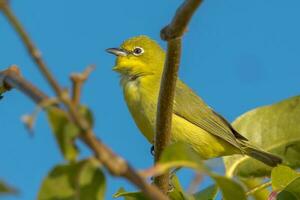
[0, 85, 8, 100]
[47, 107, 79, 162]
[211, 175, 246, 200]
[193, 185, 217, 200]
[224, 96, 300, 177]
[272, 166, 300, 200]
[0, 84, 9, 97]
[154, 142, 205, 175]
[113, 188, 147, 200]
[169, 175, 194, 200]
[240, 178, 269, 200]
[271, 165, 299, 191]
[277, 190, 298, 200]
[38, 158, 105, 200]
[140, 143, 205, 182]
[0, 180, 18, 195]
[153, 143, 245, 200]
[277, 177, 300, 200]
[113, 175, 193, 200]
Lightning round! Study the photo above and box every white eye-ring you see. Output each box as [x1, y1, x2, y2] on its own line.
[132, 47, 144, 56]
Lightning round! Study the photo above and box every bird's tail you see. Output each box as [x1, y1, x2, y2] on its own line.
[243, 144, 282, 167]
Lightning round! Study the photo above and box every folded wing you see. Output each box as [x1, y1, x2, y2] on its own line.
[174, 80, 247, 151]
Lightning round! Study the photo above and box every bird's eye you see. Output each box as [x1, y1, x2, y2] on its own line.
[132, 47, 144, 56]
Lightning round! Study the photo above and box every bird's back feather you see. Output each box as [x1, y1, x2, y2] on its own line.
[174, 80, 244, 151]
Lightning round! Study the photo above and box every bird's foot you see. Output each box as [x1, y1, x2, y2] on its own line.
[150, 145, 155, 156]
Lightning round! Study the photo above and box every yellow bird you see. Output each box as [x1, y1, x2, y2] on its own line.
[106, 35, 282, 166]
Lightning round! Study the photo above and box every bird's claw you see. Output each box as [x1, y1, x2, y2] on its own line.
[150, 145, 155, 156]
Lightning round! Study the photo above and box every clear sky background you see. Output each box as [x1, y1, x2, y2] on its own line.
[1, 0, 300, 199]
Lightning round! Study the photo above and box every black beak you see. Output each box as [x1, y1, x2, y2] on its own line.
[106, 48, 128, 56]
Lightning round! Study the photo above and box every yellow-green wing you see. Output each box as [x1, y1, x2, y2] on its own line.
[174, 80, 246, 149]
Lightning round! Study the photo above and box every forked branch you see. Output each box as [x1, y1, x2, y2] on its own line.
[0, 66, 168, 200]
[70, 65, 95, 106]
[0, 1, 168, 198]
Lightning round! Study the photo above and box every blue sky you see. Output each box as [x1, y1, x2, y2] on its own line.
[1, 0, 300, 199]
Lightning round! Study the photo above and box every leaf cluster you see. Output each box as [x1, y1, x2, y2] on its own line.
[0, 0, 299, 199]
[114, 96, 300, 200]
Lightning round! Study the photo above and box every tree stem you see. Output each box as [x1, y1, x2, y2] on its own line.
[154, 0, 203, 193]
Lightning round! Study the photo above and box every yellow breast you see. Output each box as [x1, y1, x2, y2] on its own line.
[121, 75, 238, 159]
[121, 75, 159, 142]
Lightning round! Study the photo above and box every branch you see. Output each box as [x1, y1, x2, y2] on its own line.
[154, 39, 181, 191]
[160, 0, 203, 41]
[154, 0, 203, 192]
[0, 66, 168, 200]
[70, 65, 95, 106]
[0, 65, 48, 103]
[0, 1, 62, 95]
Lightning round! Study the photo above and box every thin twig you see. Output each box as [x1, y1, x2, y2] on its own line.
[0, 66, 48, 103]
[154, 0, 203, 193]
[0, 2, 62, 95]
[70, 65, 95, 106]
[0, 3, 88, 135]
[0, 66, 168, 200]
[246, 181, 272, 196]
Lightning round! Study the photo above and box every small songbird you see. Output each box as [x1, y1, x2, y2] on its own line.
[106, 35, 282, 167]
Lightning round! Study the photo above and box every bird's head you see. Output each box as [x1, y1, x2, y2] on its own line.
[106, 35, 165, 78]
